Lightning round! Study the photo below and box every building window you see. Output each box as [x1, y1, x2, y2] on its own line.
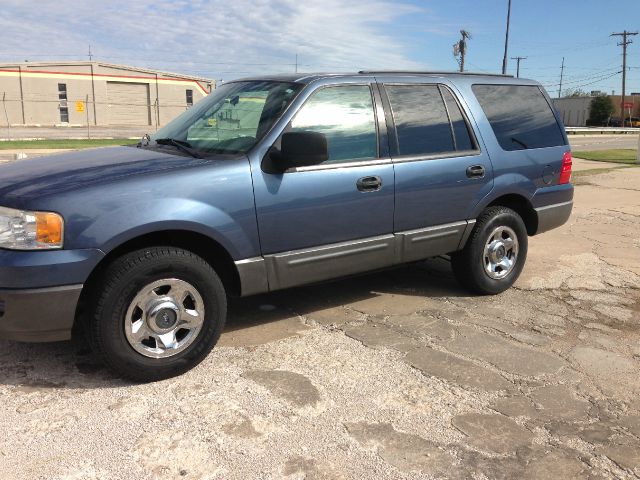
[186, 89, 193, 107]
[58, 83, 69, 123]
[58, 83, 67, 100]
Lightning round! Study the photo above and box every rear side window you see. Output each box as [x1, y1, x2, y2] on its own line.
[386, 85, 453, 156]
[385, 85, 477, 157]
[472, 84, 565, 151]
[441, 88, 475, 151]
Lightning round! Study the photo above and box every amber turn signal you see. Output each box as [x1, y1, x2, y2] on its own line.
[35, 212, 64, 246]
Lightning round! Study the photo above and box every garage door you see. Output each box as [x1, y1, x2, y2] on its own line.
[107, 81, 151, 126]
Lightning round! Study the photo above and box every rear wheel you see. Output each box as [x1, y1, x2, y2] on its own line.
[88, 246, 226, 382]
[451, 206, 528, 295]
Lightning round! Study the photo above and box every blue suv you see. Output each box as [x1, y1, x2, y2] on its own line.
[0, 72, 573, 380]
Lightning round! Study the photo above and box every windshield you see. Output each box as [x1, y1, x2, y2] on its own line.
[151, 81, 303, 154]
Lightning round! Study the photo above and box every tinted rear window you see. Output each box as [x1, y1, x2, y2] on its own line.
[472, 84, 565, 151]
[441, 88, 475, 151]
[386, 85, 454, 156]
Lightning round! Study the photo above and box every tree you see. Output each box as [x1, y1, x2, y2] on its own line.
[588, 94, 614, 125]
[563, 88, 587, 98]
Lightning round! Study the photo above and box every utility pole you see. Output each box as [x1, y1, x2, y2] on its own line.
[453, 30, 471, 72]
[558, 57, 565, 98]
[85, 94, 91, 140]
[510, 56, 526, 77]
[501, 0, 512, 75]
[460, 30, 471, 72]
[295, 53, 298, 73]
[611, 30, 638, 125]
[88, 44, 93, 61]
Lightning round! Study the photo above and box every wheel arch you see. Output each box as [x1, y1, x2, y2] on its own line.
[73, 230, 241, 337]
[483, 193, 538, 236]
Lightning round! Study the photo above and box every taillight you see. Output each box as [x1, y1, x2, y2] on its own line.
[559, 151, 572, 184]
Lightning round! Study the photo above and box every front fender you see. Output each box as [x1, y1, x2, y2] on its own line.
[66, 197, 259, 260]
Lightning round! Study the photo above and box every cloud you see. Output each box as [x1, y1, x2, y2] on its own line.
[0, 0, 428, 79]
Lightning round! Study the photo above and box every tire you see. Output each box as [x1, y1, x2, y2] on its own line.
[451, 206, 528, 295]
[88, 246, 226, 382]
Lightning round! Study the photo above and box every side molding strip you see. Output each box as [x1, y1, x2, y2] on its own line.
[265, 235, 396, 291]
[235, 220, 476, 296]
[395, 221, 467, 263]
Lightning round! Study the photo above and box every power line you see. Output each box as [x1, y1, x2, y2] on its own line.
[571, 71, 623, 90]
[530, 65, 620, 80]
[543, 70, 622, 91]
[542, 69, 621, 87]
[521, 63, 618, 71]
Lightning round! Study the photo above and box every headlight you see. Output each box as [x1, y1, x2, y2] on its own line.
[0, 206, 64, 250]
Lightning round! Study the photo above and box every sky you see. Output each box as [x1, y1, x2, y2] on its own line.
[1, 0, 639, 96]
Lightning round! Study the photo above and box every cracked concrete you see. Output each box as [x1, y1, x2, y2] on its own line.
[0, 166, 639, 479]
[451, 413, 535, 454]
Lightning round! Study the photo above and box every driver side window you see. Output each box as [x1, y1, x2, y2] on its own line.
[288, 85, 377, 163]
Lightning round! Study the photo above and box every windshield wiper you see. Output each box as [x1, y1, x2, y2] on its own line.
[155, 138, 202, 158]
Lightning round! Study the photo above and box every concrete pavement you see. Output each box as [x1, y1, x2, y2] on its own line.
[0, 165, 639, 479]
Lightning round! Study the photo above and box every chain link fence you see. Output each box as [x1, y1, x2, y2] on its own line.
[1, 92, 194, 140]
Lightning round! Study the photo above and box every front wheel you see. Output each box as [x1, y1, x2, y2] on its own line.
[88, 247, 226, 382]
[451, 206, 528, 295]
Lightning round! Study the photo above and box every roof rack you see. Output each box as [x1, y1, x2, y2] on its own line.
[358, 70, 514, 78]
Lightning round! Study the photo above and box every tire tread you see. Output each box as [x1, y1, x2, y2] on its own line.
[88, 246, 226, 382]
[451, 206, 527, 295]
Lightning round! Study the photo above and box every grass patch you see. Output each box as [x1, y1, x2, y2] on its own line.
[0, 138, 138, 150]
[571, 165, 636, 185]
[573, 149, 638, 164]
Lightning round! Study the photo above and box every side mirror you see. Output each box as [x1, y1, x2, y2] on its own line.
[270, 131, 328, 171]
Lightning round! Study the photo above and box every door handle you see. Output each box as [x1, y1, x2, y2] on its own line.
[466, 164, 485, 178]
[357, 176, 382, 192]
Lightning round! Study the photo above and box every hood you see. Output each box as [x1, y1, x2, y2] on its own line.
[0, 146, 216, 206]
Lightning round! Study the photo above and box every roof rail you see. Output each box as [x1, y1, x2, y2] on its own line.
[358, 70, 514, 78]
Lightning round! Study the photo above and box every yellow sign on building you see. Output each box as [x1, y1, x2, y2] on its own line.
[75, 101, 85, 113]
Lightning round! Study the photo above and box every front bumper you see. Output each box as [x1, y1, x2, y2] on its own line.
[0, 248, 104, 342]
[0, 285, 82, 341]
[0, 248, 104, 289]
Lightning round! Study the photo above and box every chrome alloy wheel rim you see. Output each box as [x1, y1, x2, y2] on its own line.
[483, 226, 519, 280]
[124, 278, 205, 358]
